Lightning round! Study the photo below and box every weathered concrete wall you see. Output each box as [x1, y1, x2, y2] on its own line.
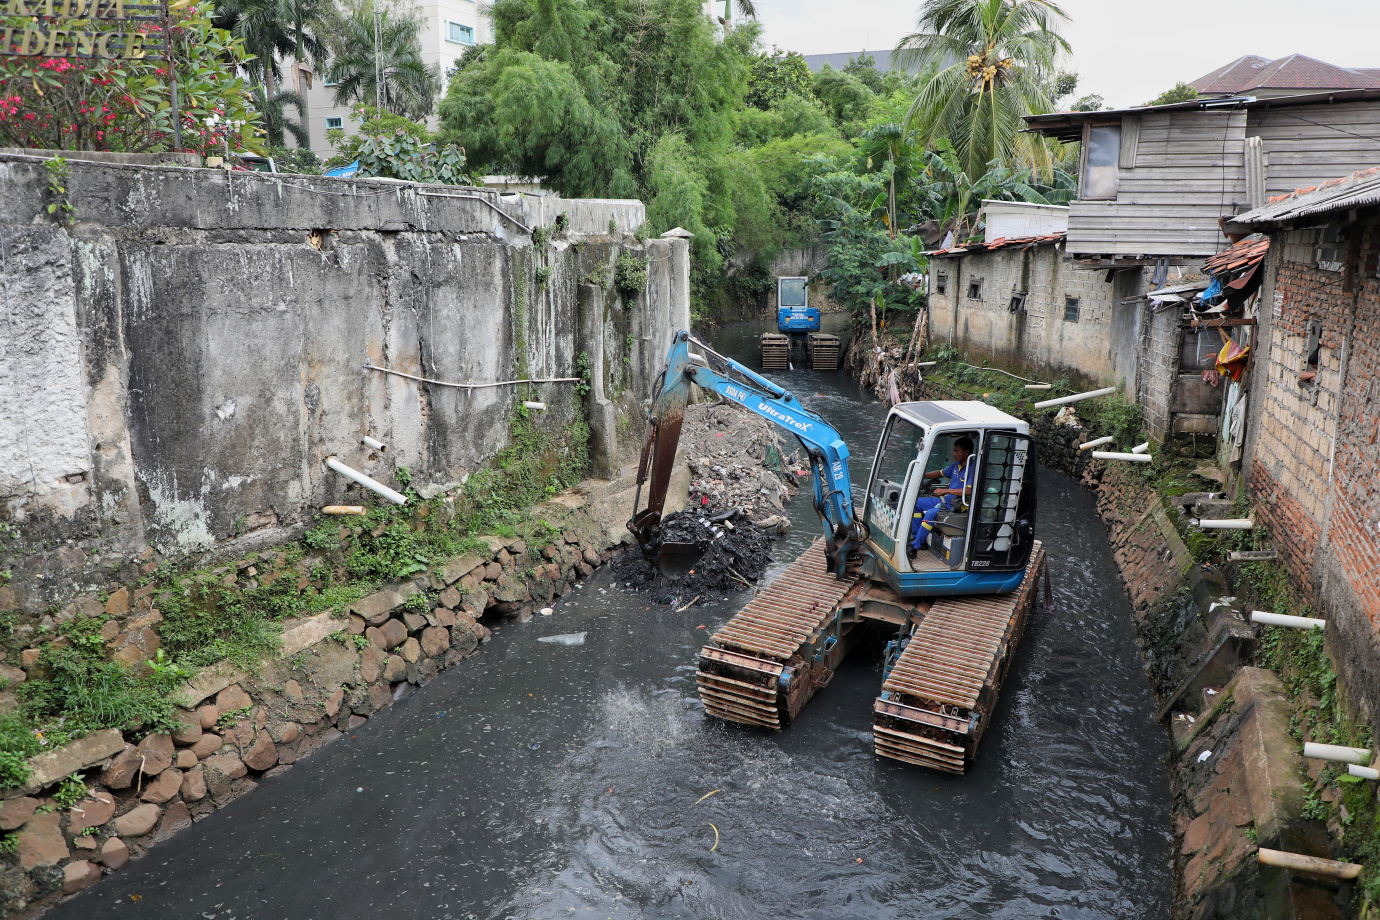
[0, 155, 689, 615]
[927, 241, 1140, 388]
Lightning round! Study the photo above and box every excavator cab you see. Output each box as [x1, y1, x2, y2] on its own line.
[860, 401, 1037, 597]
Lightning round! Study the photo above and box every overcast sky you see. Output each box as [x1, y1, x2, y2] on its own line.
[755, 0, 1380, 109]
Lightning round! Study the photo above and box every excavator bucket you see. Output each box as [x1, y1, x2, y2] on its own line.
[656, 540, 702, 580]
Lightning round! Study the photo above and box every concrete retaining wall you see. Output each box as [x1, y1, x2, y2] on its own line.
[0, 156, 689, 615]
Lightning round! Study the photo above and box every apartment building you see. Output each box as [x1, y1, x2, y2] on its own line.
[298, 0, 490, 156]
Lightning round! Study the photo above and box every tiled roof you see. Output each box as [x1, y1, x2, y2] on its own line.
[1192, 54, 1379, 95]
[1202, 236, 1270, 276]
[924, 233, 1064, 258]
[1231, 167, 1380, 226]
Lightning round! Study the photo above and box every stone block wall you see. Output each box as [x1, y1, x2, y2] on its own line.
[1138, 301, 1182, 442]
[0, 155, 690, 618]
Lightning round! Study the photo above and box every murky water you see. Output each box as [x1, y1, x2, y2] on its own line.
[60, 319, 1171, 920]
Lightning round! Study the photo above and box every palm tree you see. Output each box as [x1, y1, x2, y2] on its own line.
[716, 0, 756, 27]
[325, 2, 440, 120]
[254, 86, 310, 147]
[215, 0, 329, 145]
[893, 0, 1070, 177]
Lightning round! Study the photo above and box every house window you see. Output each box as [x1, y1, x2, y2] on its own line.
[1008, 291, 1027, 314]
[446, 21, 474, 44]
[1316, 226, 1347, 272]
[325, 117, 343, 130]
[934, 273, 947, 295]
[1064, 296, 1080, 322]
[967, 279, 983, 300]
[1081, 125, 1121, 200]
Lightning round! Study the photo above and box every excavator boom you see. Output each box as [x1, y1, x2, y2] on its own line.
[628, 331, 865, 577]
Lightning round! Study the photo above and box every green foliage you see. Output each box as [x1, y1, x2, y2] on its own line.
[453, 409, 589, 532]
[18, 642, 181, 746]
[0, 833, 16, 855]
[746, 46, 813, 109]
[145, 649, 194, 683]
[0, 713, 39, 790]
[217, 705, 253, 729]
[614, 251, 648, 298]
[53, 774, 85, 810]
[328, 106, 474, 184]
[268, 146, 323, 175]
[43, 158, 73, 225]
[346, 519, 431, 580]
[157, 577, 283, 671]
[893, 0, 1072, 177]
[812, 65, 876, 130]
[1145, 82, 1198, 107]
[574, 352, 593, 399]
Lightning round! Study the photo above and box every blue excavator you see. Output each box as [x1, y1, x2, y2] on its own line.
[629, 331, 1045, 773]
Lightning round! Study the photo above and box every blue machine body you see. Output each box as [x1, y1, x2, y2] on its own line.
[776, 276, 820, 334]
[631, 331, 1038, 597]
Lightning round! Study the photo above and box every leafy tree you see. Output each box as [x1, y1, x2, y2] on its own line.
[327, 1, 441, 119]
[813, 165, 922, 318]
[439, 0, 755, 281]
[912, 137, 1073, 239]
[893, 0, 1071, 176]
[268, 146, 324, 174]
[1146, 82, 1198, 106]
[735, 92, 835, 146]
[325, 105, 473, 185]
[746, 47, 813, 109]
[812, 65, 876, 128]
[0, 10, 262, 153]
[842, 52, 885, 93]
[1071, 93, 1104, 111]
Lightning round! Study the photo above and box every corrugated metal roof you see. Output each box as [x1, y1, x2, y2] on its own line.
[1230, 167, 1380, 226]
[925, 232, 1064, 258]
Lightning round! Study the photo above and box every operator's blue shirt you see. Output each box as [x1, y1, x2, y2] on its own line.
[939, 456, 978, 508]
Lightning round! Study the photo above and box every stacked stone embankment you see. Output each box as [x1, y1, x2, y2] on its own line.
[0, 510, 617, 917]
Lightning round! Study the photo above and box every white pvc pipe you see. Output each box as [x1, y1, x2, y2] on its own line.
[1131, 442, 1150, 454]
[1078, 436, 1114, 451]
[1303, 742, 1371, 764]
[1024, 384, 1053, 390]
[1349, 764, 1380, 780]
[523, 401, 547, 411]
[325, 457, 407, 505]
[1250, 610, 1325, 630]
[917, 361, 937, 367]
[362, 435, 387, 452]
[1197, 519, 1253, 530]
[1033, 386, 1117, 410]
[1092, 451, 1153, 463]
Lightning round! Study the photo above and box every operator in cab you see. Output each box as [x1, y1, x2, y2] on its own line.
[909, 437, 976, 552]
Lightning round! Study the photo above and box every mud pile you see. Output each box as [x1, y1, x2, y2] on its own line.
[612, 506, 775, 605]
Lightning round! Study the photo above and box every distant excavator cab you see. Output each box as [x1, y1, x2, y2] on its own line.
[760, 276, 839, 372]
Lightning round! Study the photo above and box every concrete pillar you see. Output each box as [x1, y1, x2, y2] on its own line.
[577, 282, 618, 480]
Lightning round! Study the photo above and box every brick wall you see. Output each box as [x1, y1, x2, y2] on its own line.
[1246, 216, 1380, 716]
[1139, 302, 1181, 441]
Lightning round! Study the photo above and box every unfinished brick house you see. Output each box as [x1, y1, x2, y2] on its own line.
[1227, 169, 1380, 710]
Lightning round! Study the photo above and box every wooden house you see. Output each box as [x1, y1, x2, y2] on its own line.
[1022, 90, 1380, 264]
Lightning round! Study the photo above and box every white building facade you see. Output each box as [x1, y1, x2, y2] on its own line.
[298, 0, 490, 157]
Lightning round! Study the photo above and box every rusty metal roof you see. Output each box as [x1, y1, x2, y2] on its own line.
[925, 232, 1064, 258]
[1202, 235, 1271, 275]
[1229, 167, 1380, 227]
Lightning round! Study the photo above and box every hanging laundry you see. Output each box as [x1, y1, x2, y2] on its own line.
[1215, 338, 1250, 382]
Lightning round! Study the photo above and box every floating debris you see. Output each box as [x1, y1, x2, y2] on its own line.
[537, 632, 587, 646]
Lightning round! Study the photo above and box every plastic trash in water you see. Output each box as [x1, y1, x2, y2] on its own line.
[1197, 750, 1212, 763]
[540, 607, 554, 616]
[538, 632, 587, 646]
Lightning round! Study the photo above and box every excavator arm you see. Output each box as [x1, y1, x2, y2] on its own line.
[628, 331, 866, 578]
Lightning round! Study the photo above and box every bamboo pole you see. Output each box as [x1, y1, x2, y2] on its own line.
[1257, 848, 1363, 880]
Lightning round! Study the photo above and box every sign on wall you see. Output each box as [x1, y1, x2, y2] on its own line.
[1, 0, 169, 59]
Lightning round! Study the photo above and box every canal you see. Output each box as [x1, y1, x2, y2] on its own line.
[59, 319, 1172, 919]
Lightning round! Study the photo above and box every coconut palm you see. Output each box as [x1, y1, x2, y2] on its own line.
[893, 0, 1070, 177]
[254, 86, 310, 147]
[716, 0, 757, 26]
[325, 2, 441, 120]
[215, 0, 329, 97]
